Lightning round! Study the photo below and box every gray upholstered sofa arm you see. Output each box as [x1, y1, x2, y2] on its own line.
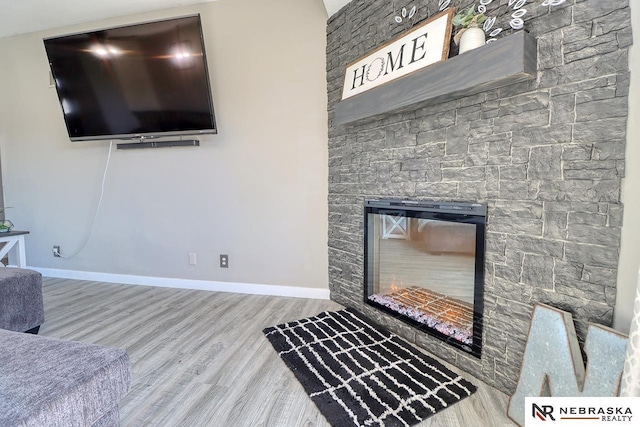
[0, 268, 44, 333]
[0, 329, 131, 426]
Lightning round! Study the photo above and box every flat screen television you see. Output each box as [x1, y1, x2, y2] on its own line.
[44, 15, 217, 141]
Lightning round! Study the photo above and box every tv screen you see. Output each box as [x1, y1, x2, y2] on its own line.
[44, 15, 217, 141]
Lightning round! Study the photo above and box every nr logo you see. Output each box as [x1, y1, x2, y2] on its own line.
[533, 404, 555, 421]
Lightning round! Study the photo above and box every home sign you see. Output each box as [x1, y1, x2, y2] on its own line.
[341, 8, 454, 100]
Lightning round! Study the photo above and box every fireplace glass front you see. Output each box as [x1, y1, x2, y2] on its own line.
[364, 200, 486, 357]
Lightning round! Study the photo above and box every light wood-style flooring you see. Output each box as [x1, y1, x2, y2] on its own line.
[39, 277, 516, 426]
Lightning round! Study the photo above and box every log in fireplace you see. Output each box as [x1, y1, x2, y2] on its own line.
[364, 199, 486, 357]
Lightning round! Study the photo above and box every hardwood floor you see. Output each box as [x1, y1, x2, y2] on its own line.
[39, 277, 516, 426]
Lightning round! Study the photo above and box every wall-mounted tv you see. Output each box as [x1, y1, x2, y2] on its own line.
[44, 15, 217, 142]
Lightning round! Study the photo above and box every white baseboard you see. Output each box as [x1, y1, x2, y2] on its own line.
[29, 267, 330, 300]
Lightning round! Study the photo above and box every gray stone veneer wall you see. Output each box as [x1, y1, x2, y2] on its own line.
[327, 0, 631, 394]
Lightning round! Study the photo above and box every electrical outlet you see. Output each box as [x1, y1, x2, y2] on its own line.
[189, 252, 197, 265]
[220, 254, 229, 268]
[53, 246, 61, 257]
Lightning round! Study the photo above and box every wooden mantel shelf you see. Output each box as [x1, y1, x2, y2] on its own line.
[334, 31, 537, 126]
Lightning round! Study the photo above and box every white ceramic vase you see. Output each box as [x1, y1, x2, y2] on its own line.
[459, 24, 485, 54]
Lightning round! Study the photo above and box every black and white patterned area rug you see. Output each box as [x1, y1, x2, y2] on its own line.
[263, 307, 477, 427]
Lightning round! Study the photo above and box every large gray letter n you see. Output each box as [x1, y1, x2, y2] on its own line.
[507, 303, 627, 426]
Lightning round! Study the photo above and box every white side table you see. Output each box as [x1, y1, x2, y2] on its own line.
[0, 230, 29, 268]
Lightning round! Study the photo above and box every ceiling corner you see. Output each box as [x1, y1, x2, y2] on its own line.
[323, 0, 350, 17]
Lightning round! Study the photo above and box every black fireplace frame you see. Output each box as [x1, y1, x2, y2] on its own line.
[364, 199, 486, 358]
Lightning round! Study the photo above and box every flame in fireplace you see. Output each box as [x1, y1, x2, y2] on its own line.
[389, 276, 403, 293]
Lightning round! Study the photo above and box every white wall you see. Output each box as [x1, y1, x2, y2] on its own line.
[0, 0, 330, 292]
[614, 3, 640, 332]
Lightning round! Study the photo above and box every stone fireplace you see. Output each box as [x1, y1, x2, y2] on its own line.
[327, 0, 631, 394]
[364, 199, 486, 357]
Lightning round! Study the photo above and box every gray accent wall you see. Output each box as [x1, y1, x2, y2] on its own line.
[327, 0, 631, 393]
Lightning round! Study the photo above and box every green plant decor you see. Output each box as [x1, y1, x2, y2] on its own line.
[0, 207, 13, 232]
[452, 7, 487, 28]
[452, 7, 487, 46]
